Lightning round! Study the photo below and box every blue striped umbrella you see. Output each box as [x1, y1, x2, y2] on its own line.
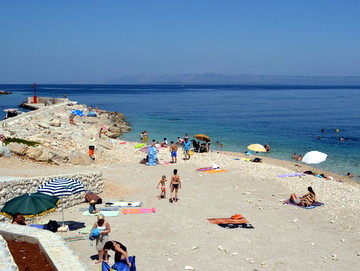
[38, 178, 85, 225]
[38, 178, 85, 197]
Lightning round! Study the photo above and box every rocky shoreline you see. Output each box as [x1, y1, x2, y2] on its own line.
[0, 101, 131, 165]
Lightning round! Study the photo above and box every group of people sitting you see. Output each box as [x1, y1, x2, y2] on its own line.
[190, 139, 210, 153]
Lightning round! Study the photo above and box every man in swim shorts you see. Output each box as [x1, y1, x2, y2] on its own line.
[169, 141, 178, 163]
[183, 138, 191, 160]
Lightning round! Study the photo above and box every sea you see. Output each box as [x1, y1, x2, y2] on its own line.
[1, 84, 359, 181]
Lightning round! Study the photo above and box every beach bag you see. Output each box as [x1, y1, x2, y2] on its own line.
[46, 220, 59, 232]
[89, 228, 100, 240]
[85, 192, 102, 204]
[111, 256, 136, 271]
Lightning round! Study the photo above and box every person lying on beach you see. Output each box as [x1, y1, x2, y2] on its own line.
[251, 158, 262, 163]
[103, 241, 131, 267]
[157, 175, 167, 199]
[289, 186, 316, 207]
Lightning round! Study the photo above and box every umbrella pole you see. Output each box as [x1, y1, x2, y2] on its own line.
[62, 207, 65, 226]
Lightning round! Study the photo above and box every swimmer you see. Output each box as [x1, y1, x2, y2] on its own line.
[346, 172, 353, 178]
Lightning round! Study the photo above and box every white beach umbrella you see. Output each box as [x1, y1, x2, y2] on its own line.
[302, 151, 327, 164]
[38, 178, 85, 225]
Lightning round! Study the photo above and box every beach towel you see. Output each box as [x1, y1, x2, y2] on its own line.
[29, 224, 46, 229]
[159, 161, 171, 165]
[122, 208, 156, 214]
[81, 210, 120, 216]
[63, 236, 85, 242]
[79, 207, 120, 211]
[78, 225, 92, 234]
[105, 201, 143, 208]
[217, 223, 254, 229]
[277, 172, 306, 178]
[208, 218, 250, 224]
[284, 199, 324, 209]
[208, 216, 254, 229]
[204, 169, 227, 174]
[196, 167, 213, 172]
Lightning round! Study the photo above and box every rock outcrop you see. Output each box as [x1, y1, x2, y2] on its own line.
[0, 101, 131, 165]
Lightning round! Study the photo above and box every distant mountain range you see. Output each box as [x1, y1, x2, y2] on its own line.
[107, 73, 360, 85]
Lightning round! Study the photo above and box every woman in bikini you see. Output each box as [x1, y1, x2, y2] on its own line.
[169, 169, 181, 203]
[289, 186, 316, 206]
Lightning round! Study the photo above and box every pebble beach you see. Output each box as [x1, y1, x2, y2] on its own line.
[1, 102, 360, 270]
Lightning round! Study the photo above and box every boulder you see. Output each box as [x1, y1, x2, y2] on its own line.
[68, 150, 93, 165]
[49, 119, 61, 127]
[96, 140, 113, 150]
[7, 142, 28, 155]
[26, 146, 44, 160]
[37, 122, 50, 129]
[0, 146, 11, 157]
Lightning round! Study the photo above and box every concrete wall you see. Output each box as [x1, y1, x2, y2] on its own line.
[0, 172, 103, 270]
[0, 172, 103, 222]
[0, 224, 88, 270]
[26, 96, 68, 104]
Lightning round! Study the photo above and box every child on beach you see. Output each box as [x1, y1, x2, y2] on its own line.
[157, 175, 167, 199]
[89, 200, 99, 214]
[169, 169, 181, 203]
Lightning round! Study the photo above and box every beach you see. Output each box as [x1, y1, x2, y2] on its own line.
[1, 102, 360, 270]
[1, 142, 360, 269]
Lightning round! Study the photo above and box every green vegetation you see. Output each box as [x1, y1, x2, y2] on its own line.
[3, 137, 40, 147]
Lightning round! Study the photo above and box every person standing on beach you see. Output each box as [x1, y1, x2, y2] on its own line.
[169, 141, 178, 163]
[183, 138, 191, 160]
[264, 144, 271, 152]
[157, 175, 167, 199]
[169, 169, 181, 203]
[91, 214, 111, 264]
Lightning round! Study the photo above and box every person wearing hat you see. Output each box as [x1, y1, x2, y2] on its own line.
[91, 214, 111, 264]
[89, 199, 99, 214]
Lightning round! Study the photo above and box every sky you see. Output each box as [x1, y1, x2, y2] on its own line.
[1, 0, 360, 83]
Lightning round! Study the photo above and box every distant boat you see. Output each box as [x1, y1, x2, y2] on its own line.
[3, 108, 24, 119]
[0, 90, 12, 95]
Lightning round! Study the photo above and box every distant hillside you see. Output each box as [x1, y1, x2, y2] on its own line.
[107, 73, 360, 85]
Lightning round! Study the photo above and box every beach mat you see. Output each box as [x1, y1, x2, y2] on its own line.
[277, 172, 306, 178]
[218, 223, 254, 229]
[63, 236, 85, 242]
[122, 208, 156, 214]
[196, 167, 213, 171]
[208, 217, 254, 229]
[105, 201, 143, 207]
[208, 218, 250, 224]
[81, 210, 119, 216]
[204, 169, 227, 174]
[29, 224, 46, 229]
[78, 225, 92, 234]
[284, 199, 324, 209]
[79, 207, 119, 211]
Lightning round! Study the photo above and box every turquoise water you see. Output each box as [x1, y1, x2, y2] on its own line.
[1, 84, 359, 180]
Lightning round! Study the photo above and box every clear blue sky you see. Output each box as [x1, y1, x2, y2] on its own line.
[1, 0, 360, 83]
